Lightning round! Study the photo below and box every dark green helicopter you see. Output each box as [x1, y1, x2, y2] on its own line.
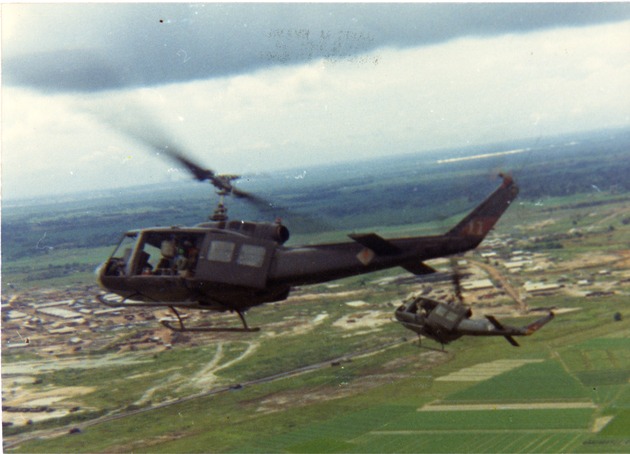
[97, 140, 521, 334]
[395, 261, 554, 347]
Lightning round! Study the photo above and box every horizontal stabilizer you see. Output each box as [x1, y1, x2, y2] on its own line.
[402, 262, 437, 276]
[349, 233, 401, 255]
[485, 314, 504, 330]
[486, 315, 520, 347]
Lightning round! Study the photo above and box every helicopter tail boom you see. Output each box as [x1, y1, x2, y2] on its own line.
[269, 176, 520, 286]
[485, 311, 555, 347]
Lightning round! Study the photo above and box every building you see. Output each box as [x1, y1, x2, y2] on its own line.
[37, 307, 82, 320]
[523, 282, 563, 294]
[462, 279, 495, 291]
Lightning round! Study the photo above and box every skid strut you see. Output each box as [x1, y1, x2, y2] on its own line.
[160, 306, 260, 333]
[97, 294, 260, 333]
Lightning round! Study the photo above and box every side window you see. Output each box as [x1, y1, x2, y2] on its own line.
[207, 241, 235, 263]
[445, 310, 459, 322]
[237, 245, 266, 267]
[434, 305, 448, 317]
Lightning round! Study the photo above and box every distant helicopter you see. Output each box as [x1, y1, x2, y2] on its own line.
[394, 265, 554, 347]
[97, 138, 520, 333]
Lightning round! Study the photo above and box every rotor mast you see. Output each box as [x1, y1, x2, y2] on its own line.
[210, 189, 230, 223]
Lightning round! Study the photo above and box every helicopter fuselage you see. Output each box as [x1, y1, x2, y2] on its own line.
[98, 225, 478, 310]
[98, 176, 519, 318]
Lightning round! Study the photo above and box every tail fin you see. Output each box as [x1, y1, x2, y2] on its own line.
[447, 175, 519, 243]
[525, 312, 555, 335]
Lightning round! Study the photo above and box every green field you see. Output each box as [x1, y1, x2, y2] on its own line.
[7, 296, 629, 453]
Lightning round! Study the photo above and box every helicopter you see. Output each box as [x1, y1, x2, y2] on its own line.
[394, 261, 554, 347]
[97, 142, 521, 333]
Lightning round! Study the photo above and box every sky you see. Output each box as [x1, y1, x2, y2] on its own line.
[2, 3, 630, 200]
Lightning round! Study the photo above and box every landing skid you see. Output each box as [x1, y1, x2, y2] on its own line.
[416, 343, 450, 354]
[414, 335, 449, 353]
[161, 306, 260, 333]
[96, 294, 260, 333]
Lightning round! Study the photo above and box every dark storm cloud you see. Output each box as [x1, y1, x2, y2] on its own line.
[4, 3, 630, 92]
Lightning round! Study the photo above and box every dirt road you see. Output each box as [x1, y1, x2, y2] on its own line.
[470, 259, 527, 312]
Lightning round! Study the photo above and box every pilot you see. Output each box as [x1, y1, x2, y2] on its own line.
[137, 251, 152, 275]
[175, 245, 188, 274]
[156, 238, 177, 274]
[185, 241, 199, 273]
[177, 240, 199, 277]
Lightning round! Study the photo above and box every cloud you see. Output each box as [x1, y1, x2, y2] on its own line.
[4, 3, 630, 92]
[2, 15, 629, 200]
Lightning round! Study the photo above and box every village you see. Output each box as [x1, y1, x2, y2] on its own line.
[2, 285, 175, 355]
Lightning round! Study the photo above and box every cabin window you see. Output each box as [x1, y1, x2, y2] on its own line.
[237, 245, 266, 267]
[207, 241, 235, 263]
[444, 310, 459, 322]
[434, 305, 448, 317]
[129, 232, 203, 276]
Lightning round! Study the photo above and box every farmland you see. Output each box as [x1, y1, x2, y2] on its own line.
[2, 128, 630, 452]
[10, 304, 625, 453]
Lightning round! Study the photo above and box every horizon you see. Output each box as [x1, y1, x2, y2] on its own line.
[3, 125, 628, 207]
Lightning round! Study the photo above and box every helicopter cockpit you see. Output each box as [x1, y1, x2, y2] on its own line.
[103, 229, 204, 278]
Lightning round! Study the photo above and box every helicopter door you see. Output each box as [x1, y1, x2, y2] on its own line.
[196, 235, 275, 288]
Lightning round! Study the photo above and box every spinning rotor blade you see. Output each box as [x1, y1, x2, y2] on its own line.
[163, 150, 272, 208]
[230, 187, 274, 211]
[166, 149, 216, 183]
[98, 110, 268, 203]
[90, 104, 330, 229]
[94, 108, 217, 183]
[148, 144, 234, 194]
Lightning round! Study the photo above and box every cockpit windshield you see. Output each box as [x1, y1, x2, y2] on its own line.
[109, 232, 139, 260]
[102, 232, 139, 276]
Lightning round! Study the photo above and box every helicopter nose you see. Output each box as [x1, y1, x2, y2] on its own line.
[394, 309, 414, 324]
[95, 262, 106, 289]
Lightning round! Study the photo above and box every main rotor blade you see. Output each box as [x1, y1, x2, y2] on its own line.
[231, 187, 273, 209]
[107, 111, 324, 222]
[86, 103, 220, 183]
[91, 106, 248, 195]
[83, 101, 332, 229]
[166, 149, 216, 183]
[105, 115, 286, 213]
[113, 126, 221, 187]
